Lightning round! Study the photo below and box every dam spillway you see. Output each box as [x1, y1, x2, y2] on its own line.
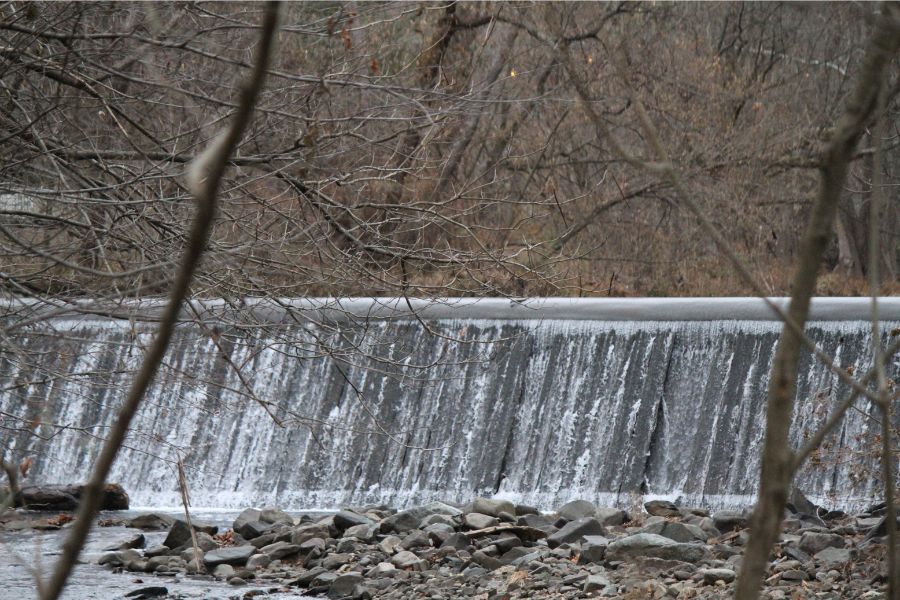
[0, 297, 898, 512]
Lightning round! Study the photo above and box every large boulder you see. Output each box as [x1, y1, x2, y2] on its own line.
[644, 500, 681, 518]
[202, 546, 255, 569]
[162, 518, 218, 550]
[640, 520, 708, 543]
[557, 499, 597, 521]
[127, 513, 175, 531]
[471, 497, 515, 518]
[606, 533, 706, 563]
[547, 517, 606, 548]
[16, 483, 129, 511]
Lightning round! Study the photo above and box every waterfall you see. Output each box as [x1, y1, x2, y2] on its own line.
[1, 298, 897, 512]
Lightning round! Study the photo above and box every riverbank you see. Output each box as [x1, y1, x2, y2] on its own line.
[2, 496, 890, 599]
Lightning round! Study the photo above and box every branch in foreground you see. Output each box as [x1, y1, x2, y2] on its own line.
[36, 4, 280, 599]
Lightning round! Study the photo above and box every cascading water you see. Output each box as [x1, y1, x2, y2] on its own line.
[1, 298, 897, 512]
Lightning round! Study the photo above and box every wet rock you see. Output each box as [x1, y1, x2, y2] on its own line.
[227, 577, 246, 586]
[127, 513, 175, 531]
[104, 533, 145, 551]
[546, 517, 606, 548]
[246, 553, 271, 569]
[162, 518, 218, 549]
[557, 499, 596, 521]
[213, 564, 235, 578]
[471, 497, 515, 518]
[645, 500, 681, 517]
[607, 533, 706, 563]
[203, 546, 256, 568]
[124, 587, 168, 599]
[99, 549, 142, 567]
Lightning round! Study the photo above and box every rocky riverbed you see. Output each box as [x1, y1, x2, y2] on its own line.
[1, 496, 893, 599]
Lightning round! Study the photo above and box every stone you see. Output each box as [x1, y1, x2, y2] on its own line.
[472, 497, 515, 518]
[423, 522, 454, 545]
[390, 550, 427, 571]
[546, 517, 606, 548]
[814, 546, 851, 566]
[557, 499, 597, 521]
[291, 523, 330, 545]
[144, 545, 169, 558]
[235, 520, 271, 540]
[213, 564, 235, 578]
[162, 518, 217, 549]
[583, 574, 612, 594]
[463, 512, 499, 529]
[334, 510, 373, 531]
[788, 487, 818, 516]
[261, 540, 301, 559]
[227, 577, 246, 586]
[343, 523, 377, 541]
[699, 568, 736, 584]
[517, 513, 557, 532]
[579, 535, 609, 563]
[98, 549, 142, 567]
[380, 502, 461, 534]
[233, 508, 263, 531]
[378, 535, 402, 554]
[124, 587, 168, 599]
[595, 507, 629, 526]
[260, 507, 293, 525]
[798, 531, 843, 555]
[16, 486, 78, 511]
[246, 553, 272, 569]
[368, 562, 396, 576]
[400, 530, 432, 550]
[471, 549, 504, 570]
[640, 520, 708, 543]
[712, 510, 748, 532]
[644, 500, 681, 517]
[104, 533, 145, 551]
[328, 572, 364, 599]
[606, 533, 706, 563]
[322, 553, 354, 570]
[127, 513, 175, 531]
[419, 513, 456, 528]
[202, 546, 255, 568]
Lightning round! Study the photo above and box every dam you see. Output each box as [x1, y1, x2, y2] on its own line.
[0, 297, 897, 512]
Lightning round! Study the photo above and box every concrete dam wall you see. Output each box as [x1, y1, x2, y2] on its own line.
[0, 297, 897, 511]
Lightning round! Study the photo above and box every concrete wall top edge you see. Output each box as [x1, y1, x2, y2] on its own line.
[2, 296, 899, 324]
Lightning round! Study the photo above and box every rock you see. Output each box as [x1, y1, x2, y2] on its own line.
[98, 549, 142, 567]
[583, 574, 612, 594]
[712, 510, 748, 532]
[202, 546, 256, 568]
[378, 535, 402, 554]
[104, 533, 145, 551]
[162, 518, 217, 549]
[788, 487, 818, 517]
[235, 520, 271, 540]
[864, 515, 900, 540]
[334, 510, 373, 531]
[557, 499, 596, 521]
[16, 486, 79, 511]
[640, 520, 707, 543]
[233, 508, 262, 530]
[780, 569, 808, 581]
[471, 549, 504, 570]
[261, 540, 301, 559]
[291, 523, 330, 545]
[798, 531, 843, 555]
[322, 553, 354, 570]
[606, 533, 706, 563]
[423, 522, 454, 545]
[390, 550, 427, 571]
[517, 513, 557, 533]
[595, 507, 629, 526]
[814, 546, 851, 566]
[400, 530, 431, 550]
[227, 577, 246, 586]
[463, 512, 499, 529]
[579, 535, 609, 563]
[343, 523, 378, 541]
[144, 545, 169, 558]
[380, 502, 461, 533]
[127, 513, 175, 531]
[368, 562, 396, 576]
[329, 572, 364, 599]
[260, 507, 293, 525]
[546, 517, 606, 548]
[644, 500, 681, 517]
[699, 568, 736, 584]
[213, 564, 235, 578]
[124, 587, 168, 599]
[472, 497, 515, 518]
[246, 553, 271, 569]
